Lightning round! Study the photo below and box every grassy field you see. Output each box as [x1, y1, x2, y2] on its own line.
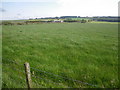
[2, 22, 118, 88]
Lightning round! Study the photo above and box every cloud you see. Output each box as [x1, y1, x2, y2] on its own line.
[0, 8, 6, 12]
[17, 13, 21, 16]
[56, 0, 119, 16]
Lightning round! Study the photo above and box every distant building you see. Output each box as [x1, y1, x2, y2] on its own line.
[53, 20, 63, 23]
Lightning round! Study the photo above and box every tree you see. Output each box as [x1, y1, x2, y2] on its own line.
[81, 19, 87, 23]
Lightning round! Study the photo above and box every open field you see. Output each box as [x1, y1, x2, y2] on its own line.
[91, 21, 120, 24]
[2, 22, 118, 88]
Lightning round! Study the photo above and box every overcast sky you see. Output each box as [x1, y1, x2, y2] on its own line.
[0, 0, 119, 20]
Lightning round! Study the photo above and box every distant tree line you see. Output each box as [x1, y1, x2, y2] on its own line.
[92, 17, 120, 22]
[34, 16, 119, 22]
[60, 16, 79, 19]
[1, 19, 93, 25]
[35, 16, 81, 19]
[2, 16, 119, 26]
[63, 18, 90, 23]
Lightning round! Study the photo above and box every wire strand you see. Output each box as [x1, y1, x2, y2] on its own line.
[32, 75, 71, 88]
[30, 67, 98, 87]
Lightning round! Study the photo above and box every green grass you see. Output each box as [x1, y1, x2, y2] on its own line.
[71, 18, 90, 21]
[0, 25, 2, 89]
[91, 21, 120, 24]
[2, 22, 118, 88]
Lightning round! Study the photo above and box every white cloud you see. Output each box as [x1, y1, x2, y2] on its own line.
[56, 0, 119, 16]
[1, 0, 119, 20]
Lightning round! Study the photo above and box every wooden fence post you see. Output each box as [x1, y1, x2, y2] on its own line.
[24, 62, 32, 89]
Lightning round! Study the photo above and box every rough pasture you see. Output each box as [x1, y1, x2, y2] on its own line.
[2, 22, 118, 88]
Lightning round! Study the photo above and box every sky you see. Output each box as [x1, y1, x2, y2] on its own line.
[0, 0, 120, 20]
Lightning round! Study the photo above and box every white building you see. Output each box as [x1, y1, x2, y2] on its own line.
[53, 20, 63, 23]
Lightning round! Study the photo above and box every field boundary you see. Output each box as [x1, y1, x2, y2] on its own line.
[2, 58, 100, 88]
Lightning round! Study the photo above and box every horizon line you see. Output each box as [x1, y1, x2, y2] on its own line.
[1, 15, 119, 20]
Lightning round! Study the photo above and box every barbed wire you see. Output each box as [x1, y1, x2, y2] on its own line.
[2, 58, 23, 66]
[13, 67, 26, 74]
[30, 77, 45, 88]
[32, 75, 71, 88]
[30, 67, 99, 87]
[2, 58, 100, 88]
[2, 67, 25, 74]
[2, 58, 26, 81]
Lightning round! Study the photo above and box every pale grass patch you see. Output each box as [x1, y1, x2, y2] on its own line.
[91, 21, 120, 24]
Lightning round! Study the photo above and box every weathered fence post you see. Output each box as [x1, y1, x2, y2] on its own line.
[24, 62, 32, 89]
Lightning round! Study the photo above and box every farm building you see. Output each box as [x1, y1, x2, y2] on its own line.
[53, 20, 63, 23]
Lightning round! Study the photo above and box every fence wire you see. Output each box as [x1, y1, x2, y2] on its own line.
[2, 58, 23, 66]
[2, 58, 26, 85]
[30, 67, 99, 88]
[32, 75, 71, 88]
[2, 58, 100, 88]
